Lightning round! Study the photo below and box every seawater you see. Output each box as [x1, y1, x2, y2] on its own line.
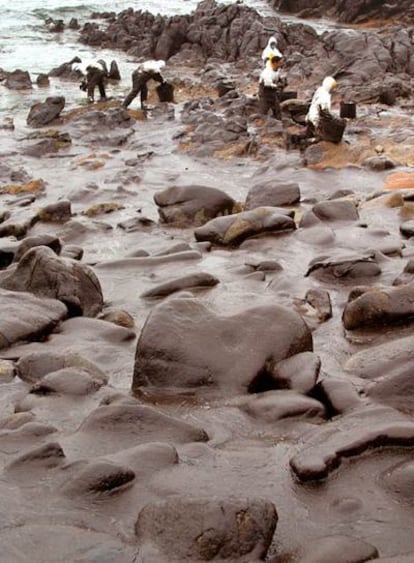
[0, 0, 275, 117]
[0, 0, 275, 73]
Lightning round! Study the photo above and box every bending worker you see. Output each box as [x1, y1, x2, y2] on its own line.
[306, 75, 338, 133]
[122, 60, 166, 109]
[73, 59, 108, 103]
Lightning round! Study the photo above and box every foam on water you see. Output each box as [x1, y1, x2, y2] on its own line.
[0, 0, 274, 73]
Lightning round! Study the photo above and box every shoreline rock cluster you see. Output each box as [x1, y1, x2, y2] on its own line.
[269, 0, 414, 25]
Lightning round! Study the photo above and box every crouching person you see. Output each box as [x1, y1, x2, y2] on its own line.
[258, 54, 286, 119]
[305, 76, 345, 143]
[122, 60, 166, 109]
[74, 59, 107, 103]
[84, 62, 107, 103]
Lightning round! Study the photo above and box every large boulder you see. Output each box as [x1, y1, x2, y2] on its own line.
[154, 185, 236, 227]
[342, 285, 414, 330]
[26, 97, 65, 127]
[0, 246, 103, 317]
[133, 296, 312, 395]
[135, 496, 277, 562]
[194, 207, 296, 246]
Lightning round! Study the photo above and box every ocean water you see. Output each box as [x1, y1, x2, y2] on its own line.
[0, 0, 275, 74]
[0, 0, 276, 117]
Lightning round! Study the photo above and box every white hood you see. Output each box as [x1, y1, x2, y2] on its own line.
[71, 60, 105, 75]
[261, 35, 282, 62]
[306, 76, 338, 126]
[140, 60, 166, 73]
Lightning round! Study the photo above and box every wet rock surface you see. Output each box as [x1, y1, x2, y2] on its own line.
[1, 0, 414, 561]
[26, 96, 66, 127]
[135, 496, 278, 562]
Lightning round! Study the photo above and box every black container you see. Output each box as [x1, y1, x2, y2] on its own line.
[340, 101, 356, 119]
[318, 109, 346, 143]
[156, 81, 174, 102]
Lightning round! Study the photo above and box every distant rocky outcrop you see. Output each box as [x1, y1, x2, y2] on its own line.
[269, 0, 414, 24]
[79, 0, 276, 62]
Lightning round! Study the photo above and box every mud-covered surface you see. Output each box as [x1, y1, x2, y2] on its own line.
[1, 1, 414, 562]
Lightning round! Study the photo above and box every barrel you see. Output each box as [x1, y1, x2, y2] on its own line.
[340, 101, 356, 119]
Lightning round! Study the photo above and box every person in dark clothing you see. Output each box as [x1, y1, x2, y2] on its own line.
[122, 60, 166, 109]
[75, 60, 107, 103]
[84, 62, 107, 103]
[258, 54, 286, 119]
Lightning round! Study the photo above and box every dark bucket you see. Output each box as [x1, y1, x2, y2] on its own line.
[156, 81, 174, 102]
[340, 101, 356, 119]
[318, 109, 346, 143]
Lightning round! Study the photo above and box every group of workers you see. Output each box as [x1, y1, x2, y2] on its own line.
[259, 35, 338, 134]
[73, 58, 167, 108]
[74, 36, 338, 135]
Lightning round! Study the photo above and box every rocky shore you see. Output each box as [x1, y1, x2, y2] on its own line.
[270, 0, 414, 25]
[1, 0, 414, 561]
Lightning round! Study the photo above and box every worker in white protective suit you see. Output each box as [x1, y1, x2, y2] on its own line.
[306, 76, 338, 131]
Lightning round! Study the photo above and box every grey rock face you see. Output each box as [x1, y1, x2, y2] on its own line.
[133, 297, 312, 395]
[135, 496, 277, 562]
[0, 246, 103, 317]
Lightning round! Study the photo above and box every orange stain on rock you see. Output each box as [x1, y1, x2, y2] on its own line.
[384, 172, 414, 190]
[0, 179, 46, 194]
